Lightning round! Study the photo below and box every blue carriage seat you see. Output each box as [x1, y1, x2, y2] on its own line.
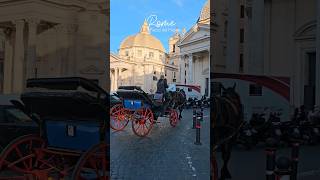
[19, 77, 109, 152]
[116, 86, 160, 110]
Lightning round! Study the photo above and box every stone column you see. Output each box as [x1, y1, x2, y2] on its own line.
[131, 65, 135, 85]
[188, 54, 193, 84]
[316, 0, 320, 106]
[243, 0, 252, 74]
[251, 0, 265, 75]
[12, 19, 25, 93]
[179, 55, 185, 84]
[110, 70, 113, 91]
[226, 0, 240, 73]
[65, 24, 77, 76]
[118, 68, 122, 86]
[26, 18, 39, 79]
[3, 28, 13, 94]
[56, 24, 77, 76]
[55, 25, 67, 76]
[114, 68, 118, 90]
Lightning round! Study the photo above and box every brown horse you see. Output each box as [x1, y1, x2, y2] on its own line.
[211, 83, 244, 180]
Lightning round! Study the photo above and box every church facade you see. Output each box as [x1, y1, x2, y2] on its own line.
[172, 0, 210, 96]
[212, 0, 320, 110]
[111, 0, 210, 97]
[110, 21, 178, 93]
[0, 0, 108, 94]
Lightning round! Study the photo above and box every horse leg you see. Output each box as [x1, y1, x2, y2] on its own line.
[220, 142, 232, 180]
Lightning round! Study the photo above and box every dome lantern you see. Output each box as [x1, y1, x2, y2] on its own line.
[140, 20, 150, 34]
[119, 20, 166, 53]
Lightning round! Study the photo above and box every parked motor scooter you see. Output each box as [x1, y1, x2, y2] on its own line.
[268, 111, 283, 146]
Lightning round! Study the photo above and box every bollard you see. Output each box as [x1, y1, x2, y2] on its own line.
[266, 146, 276, 180]
[275, 156, 292, 180]
[200, 104, 204, 120]
[192, 105, 197, 129]
[290, 143, 299, 180]
[194, 112, 202, 145]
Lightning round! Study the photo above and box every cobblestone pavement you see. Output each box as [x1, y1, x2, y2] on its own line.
[215, 143, 320, 180]
[110, 108, 210, 180]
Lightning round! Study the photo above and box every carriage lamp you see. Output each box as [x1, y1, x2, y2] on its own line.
[67, 125, 76, 137]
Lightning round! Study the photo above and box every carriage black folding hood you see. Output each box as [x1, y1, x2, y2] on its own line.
[19, 77, 108, 121]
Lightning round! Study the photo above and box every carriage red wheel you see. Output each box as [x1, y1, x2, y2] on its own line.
[72, 143, 109, 180]
[0, 134, 46, 174]
[110, 104, 129, 131]
[169, 109, 179, 127]
[211, 154, 218, 180]
[131, 108, 154, 137]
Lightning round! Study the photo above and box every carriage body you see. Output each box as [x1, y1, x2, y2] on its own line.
[109, 86, 179, 137]
[116, 86, 156, 115]
[0, 77, 109, 179]
[46, 119, 102, 151]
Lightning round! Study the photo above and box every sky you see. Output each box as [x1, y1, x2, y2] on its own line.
[110, 0, 207, 53]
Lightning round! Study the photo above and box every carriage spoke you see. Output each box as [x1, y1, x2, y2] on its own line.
[14, 147, 29, 169]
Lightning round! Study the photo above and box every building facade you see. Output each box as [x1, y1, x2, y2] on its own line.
[170, 0, 211, 96]
[213, 0, 320, 110]
[110, 21, 178, 93]
[0, 0, 108, 94]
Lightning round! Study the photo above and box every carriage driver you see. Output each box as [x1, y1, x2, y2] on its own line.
[156, 75, 170, 114]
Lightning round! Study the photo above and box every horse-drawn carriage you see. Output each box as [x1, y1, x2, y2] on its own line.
[0, 77, 109, 179]
[110, 86, 180, 137]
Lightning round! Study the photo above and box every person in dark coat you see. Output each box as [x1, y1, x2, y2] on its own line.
[156, 75, 168, 94]
[156, 75, 169, 114]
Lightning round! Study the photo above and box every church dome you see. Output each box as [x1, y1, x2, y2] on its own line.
[120, 21, 165, 52]
[198, 0, 210, 24]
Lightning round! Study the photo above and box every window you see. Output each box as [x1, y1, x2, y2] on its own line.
[173, 44, 176, 52]
[224, 21, 228, 38]
[149, 52, 154, 58]
[165, 70, 167, 76]
[153, 71, 156, 75]
[173, 72, 176, 78]
[240, 29, 244, 43]
[125, 51, 129, 56]
[188, 88, 192, 92]
[184, 79, 187, 84]
[249, 84, 262, 96]
[153, 76, 158, 81]
[241, 5, 245, 18]
[173, 79, 176, 82]
[239, 54, 244, 72]
[138, 50, 142, 57]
